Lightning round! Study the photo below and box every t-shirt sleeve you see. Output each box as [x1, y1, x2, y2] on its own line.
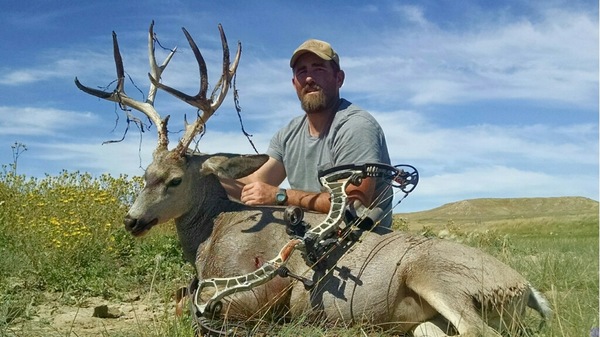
[330, 113, 388, 166]
[266, 129, 284, 163]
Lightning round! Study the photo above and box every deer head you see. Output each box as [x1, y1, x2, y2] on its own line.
[75, 22, 243, 236]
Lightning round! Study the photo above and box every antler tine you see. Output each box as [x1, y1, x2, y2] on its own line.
[150, 25, 241, 156]
[112, 31, 126, 94]
[75, 21, 177, 150]
[148, 27, 211, 112]
[210, 24, 242, 112]
[148, 20, 177, 106]
[184, 26, 210, 103]
[74, 31, 127, 100]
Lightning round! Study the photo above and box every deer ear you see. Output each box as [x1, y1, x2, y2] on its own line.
[201, 154, 269, 179]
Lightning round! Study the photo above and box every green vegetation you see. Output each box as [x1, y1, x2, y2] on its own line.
[0, 169, 194, 336]
[0, 168, 598, 336]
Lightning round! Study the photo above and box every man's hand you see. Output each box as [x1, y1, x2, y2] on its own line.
[240, 181, 279, 205]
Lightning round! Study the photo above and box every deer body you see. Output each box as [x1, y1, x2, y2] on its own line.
[126, 150, 550, 336]
[77, 23, 550, 336]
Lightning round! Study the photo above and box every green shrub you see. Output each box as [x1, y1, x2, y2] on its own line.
[0, 169, 192, 322]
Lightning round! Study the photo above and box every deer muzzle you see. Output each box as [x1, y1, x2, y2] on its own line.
[123, 215, 158, 237]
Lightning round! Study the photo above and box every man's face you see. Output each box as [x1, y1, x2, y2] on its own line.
[292, 53, 344, 113]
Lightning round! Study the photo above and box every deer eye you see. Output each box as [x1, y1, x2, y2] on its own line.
[168, 177, 182, 187]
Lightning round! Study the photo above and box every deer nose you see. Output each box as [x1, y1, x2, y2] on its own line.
[123, 214, 158, 237]
[123, 215, 137, 232]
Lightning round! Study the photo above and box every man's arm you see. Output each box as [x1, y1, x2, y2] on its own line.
[219, 157, 285, 201]
[221, 157, 376, 214]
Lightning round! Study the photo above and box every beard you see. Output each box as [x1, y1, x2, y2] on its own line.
[300, 87, 328, 113]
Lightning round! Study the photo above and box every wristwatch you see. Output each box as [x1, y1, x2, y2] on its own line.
[275, 188, 288, 205]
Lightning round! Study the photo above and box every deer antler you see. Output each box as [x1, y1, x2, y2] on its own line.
[149, 24, 242, 156]
[75, 21, 175, 150]
[75, 22, 240, 156]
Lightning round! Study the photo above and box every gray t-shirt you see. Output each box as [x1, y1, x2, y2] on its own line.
[267, 99, 393, 227]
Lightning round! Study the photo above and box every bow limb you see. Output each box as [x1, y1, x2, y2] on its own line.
[193, 239, 302, 315]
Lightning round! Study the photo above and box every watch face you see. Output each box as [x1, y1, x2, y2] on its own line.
[276, 189, 287, 204]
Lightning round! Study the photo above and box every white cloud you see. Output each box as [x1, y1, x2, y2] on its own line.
[0, 48, 116, 86]
[421, 165, 553, 196]
[0, 70, 42, 85]
[377, 110, 598, 169]
[374, 108, 597, 209]
[0, 106, 99, 136]
[392, 5, 428, 27]
[342, 6, 598, 108]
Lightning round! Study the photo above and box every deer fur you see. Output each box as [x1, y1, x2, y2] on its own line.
[124, 150, 552, 336]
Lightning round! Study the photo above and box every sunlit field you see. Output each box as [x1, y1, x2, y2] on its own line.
[0, 168, 598, 336]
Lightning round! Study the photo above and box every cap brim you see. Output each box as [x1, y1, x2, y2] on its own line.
[290, 50, 334, 68]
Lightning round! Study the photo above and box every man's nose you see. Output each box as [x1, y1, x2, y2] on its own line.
[304, 74, 315, 85]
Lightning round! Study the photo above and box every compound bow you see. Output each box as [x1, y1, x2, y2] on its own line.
[191, 163, 418, 332]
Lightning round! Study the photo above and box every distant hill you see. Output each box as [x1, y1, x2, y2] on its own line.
[394, 196, 599, 234]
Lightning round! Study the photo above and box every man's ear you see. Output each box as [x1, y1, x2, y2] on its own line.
[201, 154, 269, 179]
[337, 69, 345, 88]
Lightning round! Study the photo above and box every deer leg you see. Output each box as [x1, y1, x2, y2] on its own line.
[408, 287, 503, 337]
[431, 309, 503, 337]
[412, 315, 455, 336]
[175, 285, 189, 316]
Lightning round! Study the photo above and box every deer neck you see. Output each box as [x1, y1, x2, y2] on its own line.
[174, 173, 245, 264]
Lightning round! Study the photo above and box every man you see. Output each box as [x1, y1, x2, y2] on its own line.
[222, 38, 393, 227]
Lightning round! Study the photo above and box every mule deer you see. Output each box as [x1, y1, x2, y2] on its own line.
[76, 22, 551, 336]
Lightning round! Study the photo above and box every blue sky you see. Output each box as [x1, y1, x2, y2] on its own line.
[0, 1, 597, 212]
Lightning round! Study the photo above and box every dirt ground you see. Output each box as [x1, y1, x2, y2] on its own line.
[5, 294, 177, 337]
